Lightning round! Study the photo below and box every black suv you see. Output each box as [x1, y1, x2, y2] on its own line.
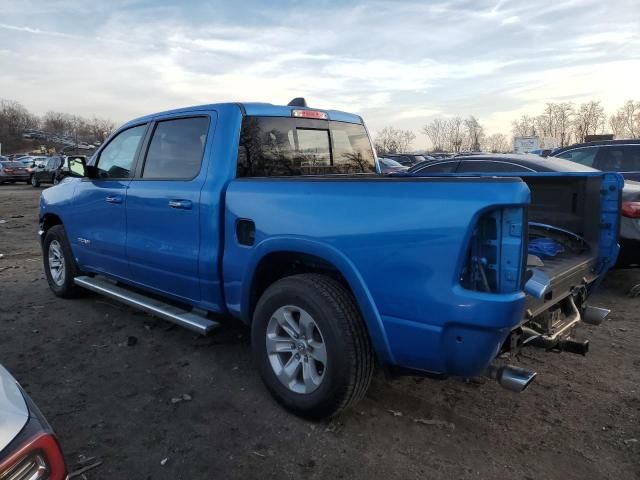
[553, 140, 640, 181]
[31, 156, 66, 187]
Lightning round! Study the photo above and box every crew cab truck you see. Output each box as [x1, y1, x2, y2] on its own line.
[38, 99, 621, 418]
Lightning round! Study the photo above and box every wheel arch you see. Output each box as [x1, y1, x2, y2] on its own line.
[40, 212, 63, 240]
[239, 238, 394, 365]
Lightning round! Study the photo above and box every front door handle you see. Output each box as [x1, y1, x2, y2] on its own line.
[105, 195, 123, 204]
[169, 199, 192, 210]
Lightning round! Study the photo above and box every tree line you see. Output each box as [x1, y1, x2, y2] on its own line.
[0, 98, 116, 154]
[375, 99, 640, 154]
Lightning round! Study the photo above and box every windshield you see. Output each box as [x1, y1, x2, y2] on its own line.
[237, 116, 375, 177]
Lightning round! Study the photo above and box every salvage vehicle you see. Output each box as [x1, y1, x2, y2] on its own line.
[0, 364, 67, 479]
[409, 154, 640, 268]
[0, 161, 30, 184]
[38, 99, 621, 418]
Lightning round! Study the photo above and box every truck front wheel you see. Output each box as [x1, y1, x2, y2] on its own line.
[43, 225, 82, 298]
[252, 274, 374, 419]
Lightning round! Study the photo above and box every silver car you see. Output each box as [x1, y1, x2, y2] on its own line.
[0, 364, 67, 479]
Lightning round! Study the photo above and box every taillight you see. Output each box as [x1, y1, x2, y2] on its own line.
[291, 109, 328, 120]
[0, 433, 66, 480]
[461, 207, 525, 293]
[621, 201, 640, 218]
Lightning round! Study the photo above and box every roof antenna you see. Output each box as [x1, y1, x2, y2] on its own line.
[287, 97, 308, 107]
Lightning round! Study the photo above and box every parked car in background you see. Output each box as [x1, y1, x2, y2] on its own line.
[0, 160, 30, 184]
[529, 148, 553, 157]
[31, 156, 68, 187]
[382, 153, 430, 166]
[408, 153, 640, 267]
[377, 156, 408, 174]
[18, 156, 48, 167]
[0, 364, 67, 479]
[553, 140, 640, 181]
[39, 99, 619, 418]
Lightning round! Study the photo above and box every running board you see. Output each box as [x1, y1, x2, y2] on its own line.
[74, 276, 220, 335]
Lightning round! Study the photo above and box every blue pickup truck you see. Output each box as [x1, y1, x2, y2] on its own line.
[38, 99, 621, 418]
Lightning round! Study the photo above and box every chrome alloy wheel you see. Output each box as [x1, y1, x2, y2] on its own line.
[48, 240, 65, 286]
[266, 305, 327, 394]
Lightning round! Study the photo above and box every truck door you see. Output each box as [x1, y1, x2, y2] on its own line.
[67, 124, 148, 279]
[125, 114, 214, 303]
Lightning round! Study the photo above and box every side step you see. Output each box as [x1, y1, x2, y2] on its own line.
[74, 275, 220, 335]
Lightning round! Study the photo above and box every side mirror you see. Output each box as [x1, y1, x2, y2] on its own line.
[68, 157, 87, 177]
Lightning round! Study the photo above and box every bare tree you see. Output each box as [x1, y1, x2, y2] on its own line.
[483, 133, 509, 153]
[422, 118, 447, 152]
[464, 116, 484, 151]
[88, 117, 116, 142]
[511, 115, 536, 137]
[616, 100, 640, 138]
[374, 127, 416, 154]
[445, 117, 464, 152]
[0, 99, 39, 153]
[572, 101, 606, 143]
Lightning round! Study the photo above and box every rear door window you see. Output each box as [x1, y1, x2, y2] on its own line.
[555, 147, 598, 167]
[595, 145, 640, 172]
[141, 117, 209, 180]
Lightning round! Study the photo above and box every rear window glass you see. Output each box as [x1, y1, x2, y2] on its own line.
[556, 147, 598, 167]
[0, 162, 24, 167]
[237, 117, 375, 177]
[598, 145, 640, 171]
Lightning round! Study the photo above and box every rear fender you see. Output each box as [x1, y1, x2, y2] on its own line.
[239, 236, 395, 365]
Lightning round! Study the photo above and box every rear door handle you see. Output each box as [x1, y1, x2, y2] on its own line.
[169, 199, 192, 210]
[105, 195, 123, 204]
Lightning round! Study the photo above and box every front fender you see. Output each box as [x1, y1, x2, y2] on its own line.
[228, 236, 395, 365]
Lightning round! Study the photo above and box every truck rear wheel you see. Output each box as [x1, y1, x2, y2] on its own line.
[252, 274, 374, 419]
[43, 225, 82, 298]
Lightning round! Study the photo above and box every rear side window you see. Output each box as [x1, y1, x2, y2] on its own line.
[142, 117, 209, 179]
[458, 160, 534, 173]
[556, 147, 598, 167]
[596, 145, 640, 171]
[237, 116, 375, 177]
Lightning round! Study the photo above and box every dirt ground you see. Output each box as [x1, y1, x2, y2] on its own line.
[0, 184, 638, 480]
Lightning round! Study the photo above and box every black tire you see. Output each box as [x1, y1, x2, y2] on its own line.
[43, 225, 82, 298]
[52, 174, 57, 185]
[31, 175, 40, 187]
[252, 274, 374, 419]
[8, 180, 15, 184]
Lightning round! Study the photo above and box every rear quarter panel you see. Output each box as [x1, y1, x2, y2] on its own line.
[223, 177, 530, 375]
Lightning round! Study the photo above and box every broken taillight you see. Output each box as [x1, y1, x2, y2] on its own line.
[621, 201, 640, 218]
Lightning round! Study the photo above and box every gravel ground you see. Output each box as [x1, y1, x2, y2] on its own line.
[1, 183, 639, 480]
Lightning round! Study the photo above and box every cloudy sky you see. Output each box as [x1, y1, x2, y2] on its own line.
[1, 0, 638, 147]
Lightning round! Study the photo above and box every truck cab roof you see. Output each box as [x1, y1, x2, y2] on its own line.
[123, 102, 363, 129]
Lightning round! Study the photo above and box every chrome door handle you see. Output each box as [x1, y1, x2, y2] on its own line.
[169, 199, 192, 210]
[105, 195, 122, 204]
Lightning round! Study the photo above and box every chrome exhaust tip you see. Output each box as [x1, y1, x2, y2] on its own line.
[485, 365, 537, 393]
[582, 305, 610, 325]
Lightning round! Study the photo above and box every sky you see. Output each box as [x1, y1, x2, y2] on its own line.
[0, 0, 639, 148]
